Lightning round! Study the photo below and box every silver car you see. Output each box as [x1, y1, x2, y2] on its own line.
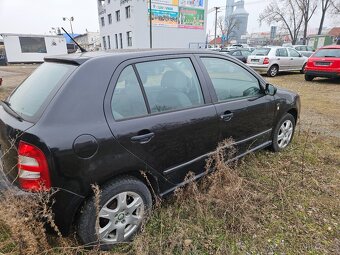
[247, 46, 308, 77]
[293, 45, 315, 57]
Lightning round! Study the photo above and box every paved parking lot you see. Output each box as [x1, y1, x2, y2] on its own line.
[0, 65, 339, 137]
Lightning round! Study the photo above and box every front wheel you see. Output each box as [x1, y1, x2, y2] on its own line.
[271, 113, 296, 152]
[77, 176, 152, 250]
[267, 65, 279, 77]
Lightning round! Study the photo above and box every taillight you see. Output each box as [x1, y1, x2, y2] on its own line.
[263, 57, 270, 65]
[18, 141, 51, 191]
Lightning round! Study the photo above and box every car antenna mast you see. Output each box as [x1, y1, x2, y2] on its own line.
[61, 27, 87, 53]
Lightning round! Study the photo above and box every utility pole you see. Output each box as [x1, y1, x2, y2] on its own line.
[214, 7, 220, 48]
[149, 0, 152, 48]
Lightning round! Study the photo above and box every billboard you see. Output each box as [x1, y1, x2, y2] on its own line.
[148, 0, 205, 29]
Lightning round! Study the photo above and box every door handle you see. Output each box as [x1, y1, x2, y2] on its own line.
[131, 132, 155, 144]
[220, 111, 234, 122]
[277, 58, 280, 60]
[290, 58, 294, 60]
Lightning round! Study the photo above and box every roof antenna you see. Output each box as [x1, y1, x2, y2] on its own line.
[61, 27, 87, 53]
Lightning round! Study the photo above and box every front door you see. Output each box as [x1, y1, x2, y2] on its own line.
[105, 56, 219, 185]
[198, 56, 275, 155]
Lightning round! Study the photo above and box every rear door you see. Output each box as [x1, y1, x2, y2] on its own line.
[288, 48, 305, 70]
[275, 48, 290, 70]
[197, 55, 276, 154]
[104, 55, 219, 184]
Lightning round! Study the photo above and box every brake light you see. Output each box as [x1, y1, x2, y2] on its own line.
[263, 57, 270, 65]
[18, 141, 51, 191]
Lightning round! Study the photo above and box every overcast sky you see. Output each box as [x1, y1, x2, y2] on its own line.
[0, 0, 338, 36]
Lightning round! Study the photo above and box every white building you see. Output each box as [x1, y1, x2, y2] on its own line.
[74, 32, 101, 51]
[1, 34, 67, 63]
[97, 0, 208, 49]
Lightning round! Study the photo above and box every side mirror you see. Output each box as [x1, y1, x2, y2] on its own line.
[265, 83, 277, 96]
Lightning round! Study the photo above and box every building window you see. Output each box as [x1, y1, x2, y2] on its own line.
[101, 17, 105, 26]
[127, 31, 132, 47]
[102, 36, 107, 50]
[116, 10, 120, 22]
[107, 35, 111, 49]
[125, 6, 131, 19]
[98, 0, 105, 7]
[107, 0, 110, 3]
[115, 34, 118, 49]
[19, 37, 47, 53]
[108, 14, 112, 24]
[119, 33, 123, 49]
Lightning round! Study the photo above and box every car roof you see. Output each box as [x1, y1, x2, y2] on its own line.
[44, 49, 224, 65]
[320, 45, 340, 49]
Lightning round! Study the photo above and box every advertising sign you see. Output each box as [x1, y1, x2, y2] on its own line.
[179, 0, 204, 9]
[148, 0, 205, 29]
[149, 4, 178, 27]
[178, 7, 204, 29]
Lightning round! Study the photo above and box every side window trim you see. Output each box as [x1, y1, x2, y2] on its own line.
[132, 64, 151, 114]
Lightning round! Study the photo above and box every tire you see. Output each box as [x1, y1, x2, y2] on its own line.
[300, 63, 306, 74]
[267, 65, 279, 77]
[305, 74, 314, 81]
[77, 176, 152, 250]
[271, 113, 296, 152]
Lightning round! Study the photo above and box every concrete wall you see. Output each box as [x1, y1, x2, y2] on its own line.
[2, 34, 67, 63]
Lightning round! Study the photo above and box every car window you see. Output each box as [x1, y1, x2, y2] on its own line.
[241, 50, 251, 57]
[111, 65, 148, 120]
[307, 46, 314, 51]
[314, 48, 340, 58]
[295, 46, 302, 51]
[8, 62, 76, 120]
[136, 58, 204, 113]
[252, 48, 270, 56]
[232, 51, 241, 56]
[201, 57, 261, 102]
[288, 48, 300, 57]
[276, 48, 288, 57]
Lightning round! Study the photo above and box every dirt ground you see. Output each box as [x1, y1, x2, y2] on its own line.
[0, 65, 339, 137]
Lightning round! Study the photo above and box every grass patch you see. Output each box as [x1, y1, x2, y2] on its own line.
[0, 130, 339, 254]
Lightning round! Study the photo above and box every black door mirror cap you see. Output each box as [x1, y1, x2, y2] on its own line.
[265, 83, 277, 96]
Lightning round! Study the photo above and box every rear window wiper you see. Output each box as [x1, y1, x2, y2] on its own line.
[1, 100, 23, 121]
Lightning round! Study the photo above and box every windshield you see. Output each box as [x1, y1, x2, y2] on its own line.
[8, 62, 76, 121]
[251, 48, 270, 56]
[314, 49, 340, 58]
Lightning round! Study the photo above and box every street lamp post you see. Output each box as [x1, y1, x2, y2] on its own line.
[149, 0, 152, 48]
[63, 17, 74, 36]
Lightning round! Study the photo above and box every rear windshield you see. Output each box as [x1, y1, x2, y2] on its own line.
[314, 48, 340, 58]
[8, 62, 76, 121]
[251, 48, 270, 56]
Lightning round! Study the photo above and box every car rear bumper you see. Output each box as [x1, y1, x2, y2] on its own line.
[246, 64, 269, 72]
[305, 70, 340, 78]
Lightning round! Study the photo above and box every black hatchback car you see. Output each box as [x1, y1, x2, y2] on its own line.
[0, 50, 300, 248]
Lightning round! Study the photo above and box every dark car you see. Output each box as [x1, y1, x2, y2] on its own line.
[0, 49, 300, 249]
[220, 49, 252, 63]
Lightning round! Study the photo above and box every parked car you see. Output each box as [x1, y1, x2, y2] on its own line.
[220, 49, 252, 63]
[247, 46, 308, 77]
[0, 50, 300, 249]
[304, 45, 340, 81]
[293, 45, 315, 57]
[0, 54, 6, 66]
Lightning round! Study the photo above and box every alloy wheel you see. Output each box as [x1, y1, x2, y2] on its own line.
[277, 120, 293, 149]
[98, 191, 145, 243]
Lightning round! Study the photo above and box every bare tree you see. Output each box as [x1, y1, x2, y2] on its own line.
[217, 15, 240, 45]
[331, 0, 340, 13]
[259, 0, 303, 45]
[297, 0, 318, 44]
[318, 0, 332, 35]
